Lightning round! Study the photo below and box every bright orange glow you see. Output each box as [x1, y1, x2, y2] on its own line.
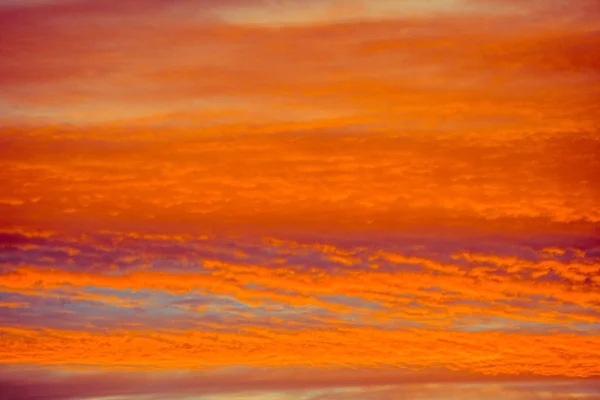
[1, 0, 599, 399]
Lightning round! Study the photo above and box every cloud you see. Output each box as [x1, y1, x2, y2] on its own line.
[1, 0, 598, 133]
[1, 198, 599, 332]
[1, 0, 599, 394]
[0, 365, 598, 400]
[1, 129, 598, 240]
[1, 314, 600, 375]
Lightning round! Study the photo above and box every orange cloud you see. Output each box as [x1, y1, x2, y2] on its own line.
[1, 1, 598, 132]
[1, 129, 598, 240]
[2, 241, 599, 329]
[1, 0, 599, 396]
[1, 325, 600, 377]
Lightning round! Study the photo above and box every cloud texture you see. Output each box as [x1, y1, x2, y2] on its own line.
[1, 0, 599, 399]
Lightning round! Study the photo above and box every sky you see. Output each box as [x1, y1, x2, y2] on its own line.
[0, 0, 599, 399]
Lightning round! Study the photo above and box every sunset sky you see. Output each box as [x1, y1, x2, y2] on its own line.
[1, 0, 599, 399]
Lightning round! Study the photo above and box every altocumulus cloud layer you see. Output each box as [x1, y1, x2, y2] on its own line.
[0, 0, 599, 399]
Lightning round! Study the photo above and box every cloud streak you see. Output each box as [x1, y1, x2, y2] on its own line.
[1, 0, 599, 399]
[2, 366, 598, 400]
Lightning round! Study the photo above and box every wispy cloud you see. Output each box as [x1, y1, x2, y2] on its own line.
[1, 0, 599, 399]
[1, 366, 599, 400]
